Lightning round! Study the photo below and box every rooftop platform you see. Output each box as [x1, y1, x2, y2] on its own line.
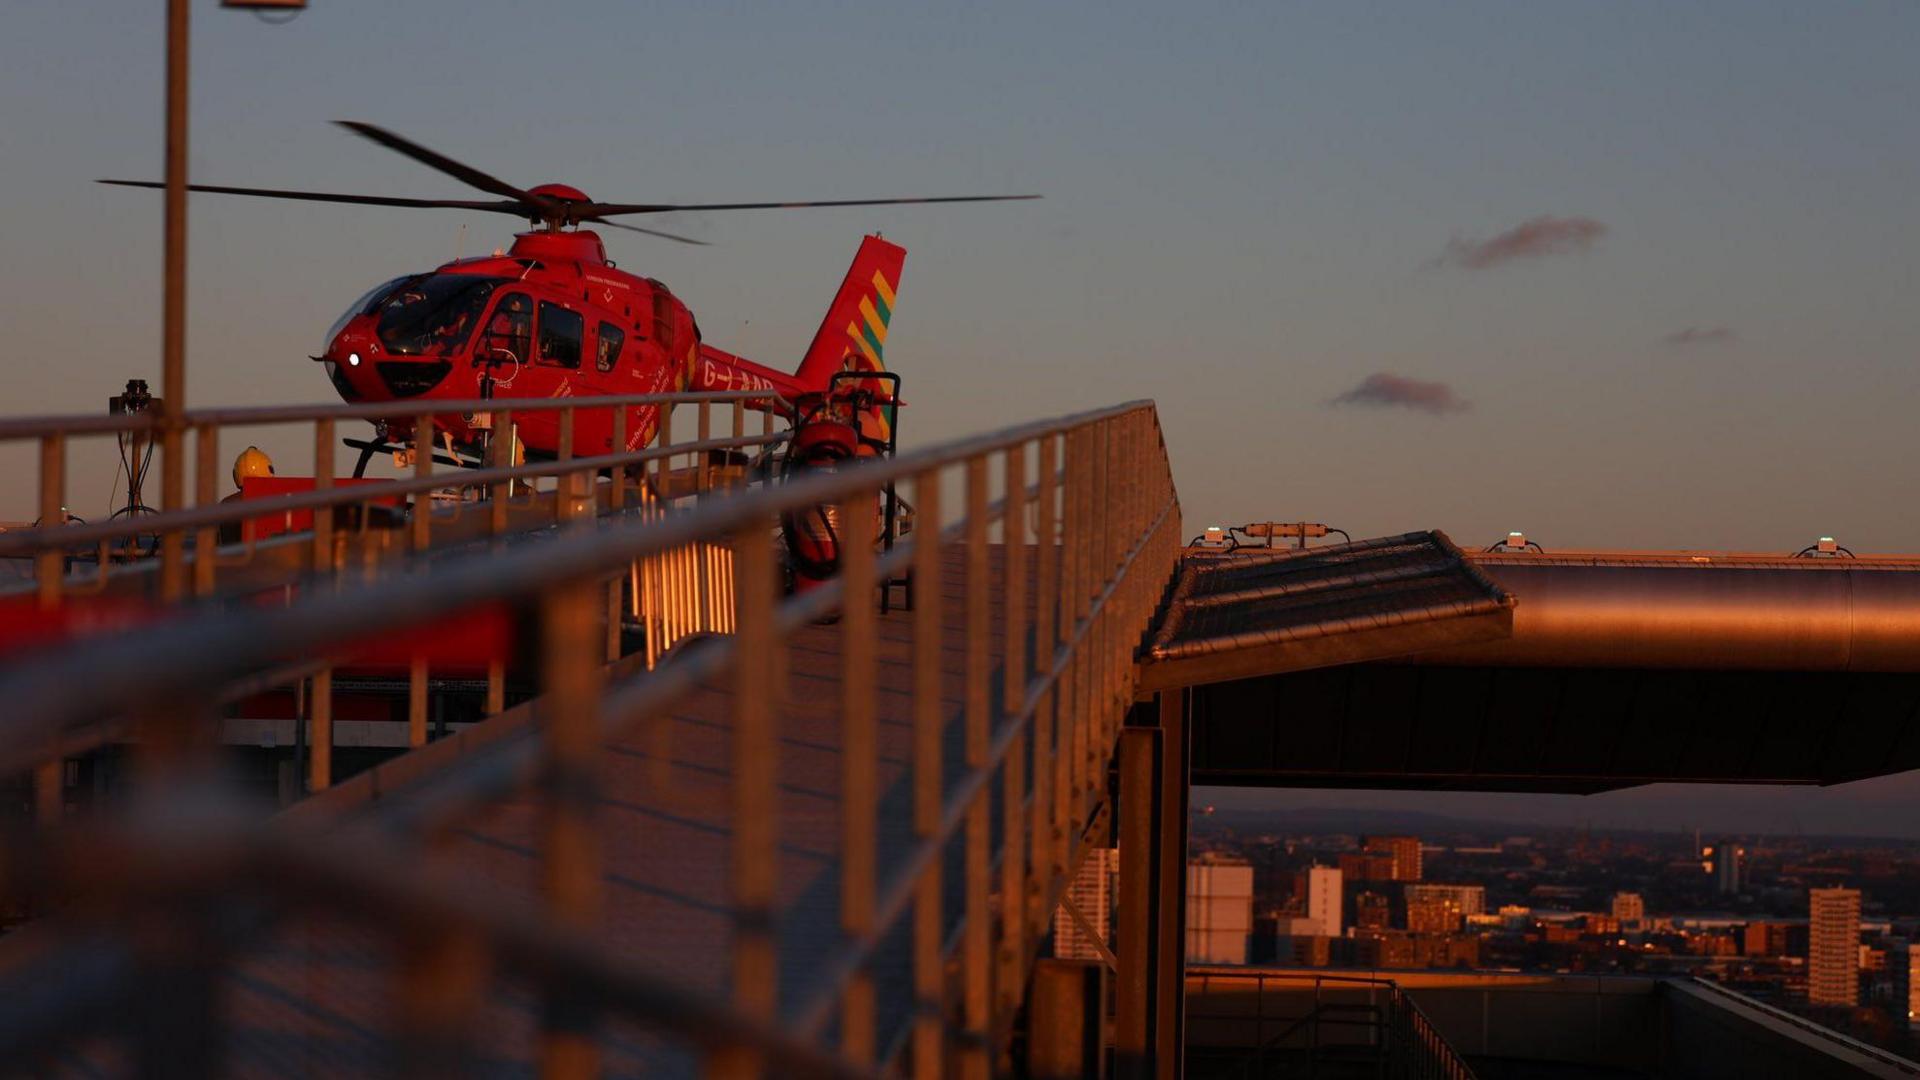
[1175, 541, 1920, 793]
[1186, 966, 1920, 1079]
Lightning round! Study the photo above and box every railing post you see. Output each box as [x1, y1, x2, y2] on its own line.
[998, 442, 1029, 1023]
[910, 469, 945, 1078]
[556, 406, 575, 526]
[486, 657, 506, 717]
[655, 403, 673, 496]
[712, 522, 778, 1078]
[538, 576, 603, 1079]
[35, 434, 64, 610]
[1115, 726, 1161, 1080]
[407, 415, 434, 748]
[1031, 434, 1061, 893]
[961, 456, 992, 1080]
[1154, 689, 1190, 1080]
[312, 418, 335, 576]
[610, 405, 628, 511]
[408, 652, 430, 749]
[193, 422, 217, 597]
[308, 419, 336, 793]
[839, 489, 879, 1065]
[490, 410, 513, 536]
[1058, 430, 1084, 835]
[605, 571, 623, 665]
[1070, 427, 1096, 808]
[308, 669, 332, 793]
[412, 412, 433, 552]
[697, 400, 712, 494]
[1090, 419, 1111, 751]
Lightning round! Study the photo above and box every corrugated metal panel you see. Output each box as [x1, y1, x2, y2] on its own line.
[1138, 531, 1515, 691]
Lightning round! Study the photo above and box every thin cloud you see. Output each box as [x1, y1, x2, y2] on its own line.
[1663, 326, 1737, 347]
[1435, 215, 1607, 270]
[1329, 373, 1470, 416]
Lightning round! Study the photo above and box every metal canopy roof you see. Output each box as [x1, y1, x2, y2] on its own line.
[1136, 531, 1516, 693]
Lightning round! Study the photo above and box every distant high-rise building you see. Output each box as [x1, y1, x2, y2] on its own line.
[1363, 835, 1423, 881]
[1403, 883, 1485, 935]
[1611, 892, 1646, 925]
[1808, 887, 1862, 1006]
[1187, 855, 1255, 964]
[1307, 865, 1343, 938]
[1338, 852, 1396, 883]
[1407, 897, 1462, 934]
[1891, 939, 1919, 1029]
[1744, 921, 1794, 958]
[1355, 890, 1391, 931]
[1054, 848, 1118, 961]
[1703, 840, 1744, 895]
[1413, 880, 1482, 910]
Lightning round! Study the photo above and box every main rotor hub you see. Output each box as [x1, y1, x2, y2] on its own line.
[526, 183, 592, 230]
[527, 182, 590, 204]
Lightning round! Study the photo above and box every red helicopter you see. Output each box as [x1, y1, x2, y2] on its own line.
[102, 121, 1036, 473]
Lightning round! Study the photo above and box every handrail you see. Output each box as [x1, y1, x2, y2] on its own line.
[1188, 966, 1479, 1080]
[2, 388, 793, 608]
[0, 388, 790, 440]
[1679, 977, 1920, 1075]
[0, 431, 783, 558]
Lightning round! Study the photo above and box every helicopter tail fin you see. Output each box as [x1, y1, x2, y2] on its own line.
[794, 234, 906, 393]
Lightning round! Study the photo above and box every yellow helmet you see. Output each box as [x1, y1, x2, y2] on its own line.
[233, 446, 275, 489]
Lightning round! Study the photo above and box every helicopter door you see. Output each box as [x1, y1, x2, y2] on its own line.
[581, 321, 629, 452]
[507, 300, 585, 452]
[478, 292, 533, 381]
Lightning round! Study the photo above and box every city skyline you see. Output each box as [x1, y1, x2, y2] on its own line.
[1186, 815, 1920, 1055]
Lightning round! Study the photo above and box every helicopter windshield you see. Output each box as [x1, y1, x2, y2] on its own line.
[373, 274, 506, 357]
[322, 275, 409, 354]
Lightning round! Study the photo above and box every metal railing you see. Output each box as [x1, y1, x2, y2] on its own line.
[0, 400, 1180, 1077]
[0, 390, 788, 604]
[1678, 977, 1920, 1076]
[1186, 968, 1477, 1079]
[0, 391, 790, 804]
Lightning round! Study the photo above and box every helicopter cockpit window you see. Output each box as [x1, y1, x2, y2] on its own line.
[322, 275, 411, 353]
[537, 302, 584, 369]
[481, 293, 533, 364]
[596, 322, 625, 372]
[373, 274, 502, 357]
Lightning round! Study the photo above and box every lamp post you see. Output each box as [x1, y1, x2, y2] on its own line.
[158, 0, 188, 599]
[158, 0, 307, 599]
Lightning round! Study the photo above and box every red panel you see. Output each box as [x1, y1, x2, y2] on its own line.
[235, 475, 400, 539]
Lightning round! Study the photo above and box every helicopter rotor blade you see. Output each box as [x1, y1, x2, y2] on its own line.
[583, 193, 1042, 216]
[97, 179, 526, 214]
[583, 217, 711, 246]
[333, 121, 551, 211]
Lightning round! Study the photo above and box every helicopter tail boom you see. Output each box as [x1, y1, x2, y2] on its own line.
[692, 344, 805, 405]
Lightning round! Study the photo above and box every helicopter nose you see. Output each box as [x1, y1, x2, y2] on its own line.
[321, 328, 382, 402]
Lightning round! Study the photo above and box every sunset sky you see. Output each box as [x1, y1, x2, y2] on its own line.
[4, 2, 1917, 830]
